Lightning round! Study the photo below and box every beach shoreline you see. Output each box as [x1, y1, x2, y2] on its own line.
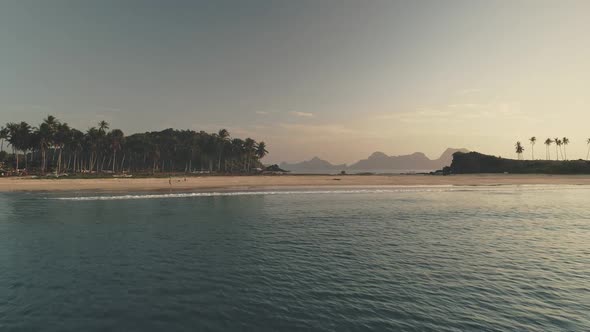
[3, 174, 590, 192]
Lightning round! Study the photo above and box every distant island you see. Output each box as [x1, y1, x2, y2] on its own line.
[280, 148, 468, 173]
[449, 151, 590, 174]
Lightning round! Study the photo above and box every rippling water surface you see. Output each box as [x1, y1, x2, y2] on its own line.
[1, 186, 589, 331]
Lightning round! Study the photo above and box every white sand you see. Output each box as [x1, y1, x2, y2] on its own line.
[2, 174, 590, 192]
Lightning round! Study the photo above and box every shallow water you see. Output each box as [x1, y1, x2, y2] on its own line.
[1, 186, 589, 331]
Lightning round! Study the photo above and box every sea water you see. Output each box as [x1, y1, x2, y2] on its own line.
[1, 186, 589, 331]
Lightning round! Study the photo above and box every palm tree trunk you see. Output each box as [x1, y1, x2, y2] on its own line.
[120, 154, 125, 172]
[560, 147, 564, 160]
[13, 148, 17, 171]
[57, 148, 62, 174]
[100, 156, 106, 172]
[41, 148, 46, 174]
[93, 153, 97, 172]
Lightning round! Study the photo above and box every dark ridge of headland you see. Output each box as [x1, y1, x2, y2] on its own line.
[450, 152, 590, 174]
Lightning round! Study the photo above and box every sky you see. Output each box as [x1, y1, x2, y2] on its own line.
[1, 0, 590, 164]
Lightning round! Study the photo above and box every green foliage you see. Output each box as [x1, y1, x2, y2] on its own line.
[2, 116, 268, 175]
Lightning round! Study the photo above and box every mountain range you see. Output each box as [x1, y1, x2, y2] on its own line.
[279, 148, 469, 173]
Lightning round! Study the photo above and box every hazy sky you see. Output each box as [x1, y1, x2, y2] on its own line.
[1, 0, 590, 163]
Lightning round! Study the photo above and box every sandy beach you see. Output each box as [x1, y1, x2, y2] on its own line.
[2, 174, 590, 192]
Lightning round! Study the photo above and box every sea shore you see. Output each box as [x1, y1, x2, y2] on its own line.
[2, 174, 590, 192]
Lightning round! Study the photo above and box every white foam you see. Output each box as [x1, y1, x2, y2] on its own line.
[49, 184, 590, 201]
[52, 187, 460, 201]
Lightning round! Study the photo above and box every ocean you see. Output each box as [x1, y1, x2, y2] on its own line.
[1, 186, 589, 331]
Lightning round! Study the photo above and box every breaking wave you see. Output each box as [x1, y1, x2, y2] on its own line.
[51, 185, 588, 201]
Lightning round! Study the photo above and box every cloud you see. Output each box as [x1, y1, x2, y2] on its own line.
[373, 108, 450, 121]
[447, 103, 483, 108]
[290, 111, 314, 118]
[456, 88, 482, 95]
[373, 101, 529, 123]
[93, 106, 122, 113]
[254, 110, 314, 118]
[279, 123, 355, 135]
[6, 104, 51, 112]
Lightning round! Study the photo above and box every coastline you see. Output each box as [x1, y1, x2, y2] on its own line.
[3, 174, 590, 192]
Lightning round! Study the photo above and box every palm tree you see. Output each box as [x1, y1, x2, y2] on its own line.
[35, 123, 51, 174]
[108, 129, 125, 172]
[554, 138, 561, 160]
[586, 138, 590, 161]
[244, 138, 256, 172]
[5, 123, 18, 170]
[544, 138, 553, 160]
[34, 115, 60, 173]
[149, 135, 161, 174]
[67, 129, 84, 173]
[201, 133, 217, 172]
[98, 120, 109, 134]
[54, 122, 71, 174]
[4, 116, 269, 175]
[86, 127, 101, 172]
[255, 141, 268, 160]
[0, 126, 8, 152]
[185, 133, 202, 173]
[93, 121, 110, 172]
[230, 138, 244, 172]
[562, 137, 569, 160]
[529, 137, 536, 160]
[44, 115, 58, 126]
[6, 122, 32, 172]
[515, 141, 525, 160]
[217, 129, 230, 172]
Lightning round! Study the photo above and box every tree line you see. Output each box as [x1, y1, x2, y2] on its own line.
[516, 136, 583, 161]
[0, 116, 268, 175]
